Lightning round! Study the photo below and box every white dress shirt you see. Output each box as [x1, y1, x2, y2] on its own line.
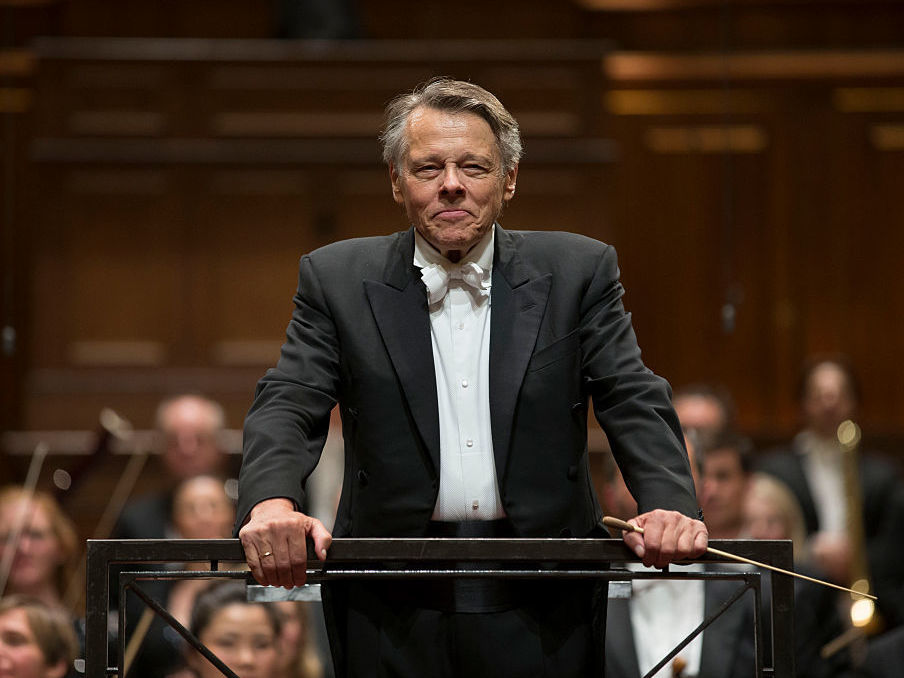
[413, 227, 505, 521]
[628, 563, 705, 678]
[797, 431, 847, 534]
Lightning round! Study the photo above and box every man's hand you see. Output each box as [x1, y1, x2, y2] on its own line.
[621, 509, 708, 569]
[238, 497, 332, 588]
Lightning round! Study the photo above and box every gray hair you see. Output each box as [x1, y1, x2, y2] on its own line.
[380, 78, 523, 175]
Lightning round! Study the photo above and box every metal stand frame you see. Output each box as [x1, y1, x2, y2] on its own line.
[86, 537, 795, 678]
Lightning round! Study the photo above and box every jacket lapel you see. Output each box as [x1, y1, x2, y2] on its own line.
[490, 226, 551, 482]
[364, 229, 440, 474]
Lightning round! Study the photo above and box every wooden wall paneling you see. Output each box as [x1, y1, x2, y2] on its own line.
[822, 96, 904, 436]
[0, 62, 34, 432]
[58, 0, 274, 39]
[194, 167, 319, 366]
[599, 79, 791, 437]
[576, 2, 904, 51]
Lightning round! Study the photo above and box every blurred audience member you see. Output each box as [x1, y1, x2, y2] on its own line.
[743, 472, 853, 678]
[0, 595, 78, 678]
[701, 433, 753, 539]
[604, 436, 754, 678]
[273, 602, 324, 678]
[126, 475, 237, 678]
[181, 581, 281, 678]
[167, 476, 237, 626]
[115, 394, 228, 541]
[743, 472, 807, 561]
[0, 488, 78, 609]
[673, 383, 737, 448]
[758, 357, 904, 628]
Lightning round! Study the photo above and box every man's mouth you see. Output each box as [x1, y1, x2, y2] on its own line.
[434, 209, 470, 219]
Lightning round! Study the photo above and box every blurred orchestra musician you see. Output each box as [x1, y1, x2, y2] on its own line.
[0, 595, 79, 678]
[114, 394, 229, 541]
[673, 383, 737, 450]
[700, 433, 753, 540]
[602, 435, 755, 678]
[758, 357, 904, 631]
[0, 488, 84, 677]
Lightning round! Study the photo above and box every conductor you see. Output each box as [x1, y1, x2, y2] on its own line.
[236, 78, 708, 678]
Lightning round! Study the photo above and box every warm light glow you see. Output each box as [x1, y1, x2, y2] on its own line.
[837, 420, 861, 448]
[851, 598, 875, 628]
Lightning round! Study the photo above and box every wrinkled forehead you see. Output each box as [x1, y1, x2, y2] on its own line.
[401, 106, 500, 159]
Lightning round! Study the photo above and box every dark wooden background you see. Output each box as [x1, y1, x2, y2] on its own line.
[3, 0, 904, 469]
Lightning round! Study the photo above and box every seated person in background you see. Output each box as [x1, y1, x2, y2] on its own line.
[0, 595, 79, 678]
[743, 472, 853, 678]
[273, 601, 324, 678]
[602, 436, 755, 678]
[125, 475, 237, 678]
[115, 394, 229, 540]
[758, 356, 904, 629]
[167, 476, 237, 626]
[0, 487, 79, 610]
[742, 472, 807, 559]
[178, 581, 281, 678]
[700, 433, 753, 540]
[673, 383, 737, 450]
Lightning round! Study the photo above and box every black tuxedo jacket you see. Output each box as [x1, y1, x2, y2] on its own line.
[236, 226, 698, 538]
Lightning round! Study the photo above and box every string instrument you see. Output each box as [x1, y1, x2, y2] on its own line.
[61, 409, 148, 612]
[52, 408, 131, 505]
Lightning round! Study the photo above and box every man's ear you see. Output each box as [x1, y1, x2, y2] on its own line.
[389, 163, 405, 205]
[503, 164, 518, 201]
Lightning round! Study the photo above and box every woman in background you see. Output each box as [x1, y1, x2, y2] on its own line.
[0, 595, 78, 678]
[182, 581, 281, 678]
[273, 601, 324, 678]
[743, 472, 853, 678]
[0, 487, 79, 608]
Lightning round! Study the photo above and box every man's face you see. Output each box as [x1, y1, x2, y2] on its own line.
[802, 363, 856, 439]
[674, 395, 725, 437]
[160, 398, 223, 480]
[702, 448, 748, 537]
[390, 107, 517, 261]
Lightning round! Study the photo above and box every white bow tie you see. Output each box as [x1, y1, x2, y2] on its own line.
[420, 261, 491, 305]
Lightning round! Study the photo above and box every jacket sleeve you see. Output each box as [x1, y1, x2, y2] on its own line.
[581, 245, 699, 518]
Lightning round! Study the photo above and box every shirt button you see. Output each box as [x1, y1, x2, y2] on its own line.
[472, 500, 479, 511]
[461, 379, 469, 388]
[458, 322, 465, 330]
[466, 439, 474, 447]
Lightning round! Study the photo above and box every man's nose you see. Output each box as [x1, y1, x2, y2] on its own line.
[439, 165, 464, 194]
[176, 432, 200, 454]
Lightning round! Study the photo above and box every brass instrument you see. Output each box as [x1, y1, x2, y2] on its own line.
[837, 420, 877, 629]
[821, 420, 882, 659]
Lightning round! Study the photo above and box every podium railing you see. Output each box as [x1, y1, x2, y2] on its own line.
[86, 537, 795, 677]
